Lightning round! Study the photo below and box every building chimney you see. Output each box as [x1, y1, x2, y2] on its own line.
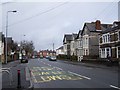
[95, 20, 101, 30]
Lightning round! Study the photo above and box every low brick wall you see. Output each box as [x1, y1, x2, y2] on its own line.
[82, 58, 119, 66]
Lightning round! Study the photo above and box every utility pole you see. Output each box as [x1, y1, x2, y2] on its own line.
[53, 43, 54, 51]
[5, 10, 17, 64]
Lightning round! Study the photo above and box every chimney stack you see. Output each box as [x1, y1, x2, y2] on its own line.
[95, 20, 101, 30]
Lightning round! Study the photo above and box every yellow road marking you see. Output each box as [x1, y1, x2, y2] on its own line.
[31, 66, 84, 83]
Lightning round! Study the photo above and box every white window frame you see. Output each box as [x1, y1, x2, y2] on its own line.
[102, 33, 110, 44]
[117, 46, 120, 58]
[118, 31, 120, 41]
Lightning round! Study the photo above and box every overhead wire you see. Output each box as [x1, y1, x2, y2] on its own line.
[94, 0, 118, 20]
[5, 2, 69, 27]
[103, 2, 118, 21]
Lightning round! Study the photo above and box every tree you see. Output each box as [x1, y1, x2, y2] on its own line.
[20, 40, 35, 57]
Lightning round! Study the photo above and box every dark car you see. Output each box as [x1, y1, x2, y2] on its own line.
[21, 56, 28, 63]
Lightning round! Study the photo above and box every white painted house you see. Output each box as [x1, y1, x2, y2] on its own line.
[63, 34, 72, 56]
[76, 20, 112, 60]
[75, 30, 83, 61]
[99, 21, 120, 60]
[56, 46, 64, 55]
[70, 33, 78, 56]
[0, 32, 4, 62]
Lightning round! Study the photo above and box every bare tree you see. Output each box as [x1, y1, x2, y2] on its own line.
[20, 40, 35, 57]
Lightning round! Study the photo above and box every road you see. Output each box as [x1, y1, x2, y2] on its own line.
[26, 58, 119, 89]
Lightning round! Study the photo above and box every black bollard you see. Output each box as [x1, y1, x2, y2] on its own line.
[17, 70, 21, 88]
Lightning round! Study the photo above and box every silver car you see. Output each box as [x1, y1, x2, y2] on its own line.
[49, 56, 57, 61]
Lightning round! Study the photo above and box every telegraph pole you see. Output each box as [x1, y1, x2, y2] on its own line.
[53, 43, 54, 51]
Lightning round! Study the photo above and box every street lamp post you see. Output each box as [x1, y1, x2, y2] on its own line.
[5, 10, 17, 64]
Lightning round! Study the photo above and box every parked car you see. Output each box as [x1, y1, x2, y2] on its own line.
[40, 56, 43, 59]
[21, 56, 28, 63]
[49, 56, 57, 61]
[45, 56, 50, 59]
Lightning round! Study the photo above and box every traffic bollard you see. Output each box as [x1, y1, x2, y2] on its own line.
[17, 70, 21, 88]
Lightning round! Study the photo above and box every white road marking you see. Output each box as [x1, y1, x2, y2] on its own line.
[54, 67, 63, 70]
[31, 71, 38, 83]
[110, 85, 120, 90]
[68, 71, 91, 80]
[47, 64, 51, 66]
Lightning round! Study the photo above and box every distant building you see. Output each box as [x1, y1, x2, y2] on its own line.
[56, 46, 64, 55]
[39, 50, 56, 57]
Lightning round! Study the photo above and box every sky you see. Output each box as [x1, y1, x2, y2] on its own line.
[0, 0, 119, 51]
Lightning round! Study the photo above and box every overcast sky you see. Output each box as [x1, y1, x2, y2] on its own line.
[0, 0, 119, 51]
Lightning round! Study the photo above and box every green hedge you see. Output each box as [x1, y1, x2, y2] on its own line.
[57, 54, 77, 61]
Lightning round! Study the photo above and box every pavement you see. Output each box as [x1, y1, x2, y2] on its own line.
[1, 60, 30, 90]
[58, 60, 119, 71]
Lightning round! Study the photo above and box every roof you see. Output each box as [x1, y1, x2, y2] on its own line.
[85, 23, 112, 32]
[72, 33, 77, 40]
[81, 22, 112, 35]
[101, 21, 120, 34]
[56, 46, 63, 50]
[76, 30, 82, 39]
[65, 34, 72, 41]
[6, 37, 13, 44]
[63, 34, 72, 43]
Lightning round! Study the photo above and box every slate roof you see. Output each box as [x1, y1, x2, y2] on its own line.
[63, 34, 72, 43]
[72, 33, 77, 40]
[85, 23, 112, 32]
[101, 22, 120, 34]
[76, 30, 82, 39]
[57, 46, 63, 50]
[6, 37, 13, 44]
[80, 22, 112, 35]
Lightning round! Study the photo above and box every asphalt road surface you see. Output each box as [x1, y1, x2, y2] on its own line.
[26, 58, 119, 89]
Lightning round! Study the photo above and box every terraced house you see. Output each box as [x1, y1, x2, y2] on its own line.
[75, 30, 83, 61]
[70, 33, 78, 56]
[79, 20, 112, 60]
[74, 20, 112, 61]
[63, 34, 72, 56]
[0, 32, 5, 63]
[99, 21, 120, 60]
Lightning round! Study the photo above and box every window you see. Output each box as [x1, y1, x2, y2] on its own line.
[102, 36, 105, 43]
[102, 34, 110, 43]
[86, 38, 88, 45]
[119, 31, 120, 41]
[108, 34, 110, 42]
[101, 48, 105, 58]
[86, 49, 88, 55]
[106, 48, 111, 58]
[80, 40, 82, 47]
[118, 47, 120, 58]
[84, 50, 85, 55]
[106, 48, 110, 56]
